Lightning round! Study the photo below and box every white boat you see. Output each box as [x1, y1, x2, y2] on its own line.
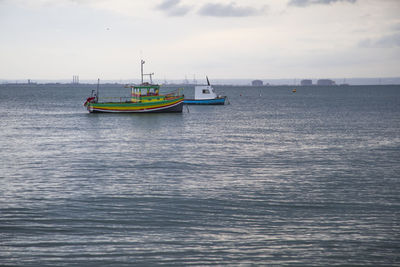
[183, 77, 226, 105]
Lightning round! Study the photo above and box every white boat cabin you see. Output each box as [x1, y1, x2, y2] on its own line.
[194, 85, 218, 100]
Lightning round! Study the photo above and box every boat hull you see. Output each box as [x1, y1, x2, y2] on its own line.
[183, 97, 225, 105]
[86, 98, 184, 113]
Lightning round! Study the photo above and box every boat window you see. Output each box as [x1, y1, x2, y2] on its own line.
[202, 89, 210, 94]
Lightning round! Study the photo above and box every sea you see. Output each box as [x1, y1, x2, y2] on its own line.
[0, 83, 399, 266]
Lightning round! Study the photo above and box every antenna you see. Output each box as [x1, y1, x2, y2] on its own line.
[206, 76, 210, 86]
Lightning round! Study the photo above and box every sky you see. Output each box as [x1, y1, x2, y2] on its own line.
[0, 0, 399, 81]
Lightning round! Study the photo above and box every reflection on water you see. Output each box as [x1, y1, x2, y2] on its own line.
[0, 84, 399, 265]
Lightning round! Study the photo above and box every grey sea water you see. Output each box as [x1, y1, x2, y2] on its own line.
[0, 84, 399, 266]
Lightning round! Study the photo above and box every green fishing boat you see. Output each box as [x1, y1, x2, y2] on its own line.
[84, 60, 184, 113]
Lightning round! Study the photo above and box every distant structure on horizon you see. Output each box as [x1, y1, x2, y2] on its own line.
[317, 79, 336, 86]
[301, 79, 313, 86]
[252, 80, 263, 86]
[72, 75, 79, 84]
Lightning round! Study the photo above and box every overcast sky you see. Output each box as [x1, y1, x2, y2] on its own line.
[0, 0, 399, 81]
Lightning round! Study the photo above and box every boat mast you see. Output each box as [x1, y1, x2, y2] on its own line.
[96, 78, 100, 102]
[141, 59, 155, 84]
[141, 59, 145, 84]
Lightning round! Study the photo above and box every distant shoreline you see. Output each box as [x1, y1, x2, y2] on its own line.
[1, 83, 400, 87]
[2, 77, 400, 86]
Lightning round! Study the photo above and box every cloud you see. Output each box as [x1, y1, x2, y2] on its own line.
[155, 0, 191, 16]
[359, 33, 400, 48]
[197, 2, 265, 17]
[156, 0, 179, 10]
[288, 0, 357, 7]
[392, 23, 400, 32]
[376, 33, 400, 47]
[360, 21, 400, 48]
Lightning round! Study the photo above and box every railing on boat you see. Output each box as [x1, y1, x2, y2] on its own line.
[164, 88, 184, 99]
[96, 88, 183, 103]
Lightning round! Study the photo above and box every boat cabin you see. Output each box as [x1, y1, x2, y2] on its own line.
[130, 84, 162, 103]
[194, 85, 218, 100]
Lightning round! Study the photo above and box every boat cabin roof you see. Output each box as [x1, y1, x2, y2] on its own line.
[134, 84, 160, 89]
[125, 84, 160, 90]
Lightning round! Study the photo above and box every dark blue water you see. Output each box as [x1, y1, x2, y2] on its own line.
[1, 84, 399, 266]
